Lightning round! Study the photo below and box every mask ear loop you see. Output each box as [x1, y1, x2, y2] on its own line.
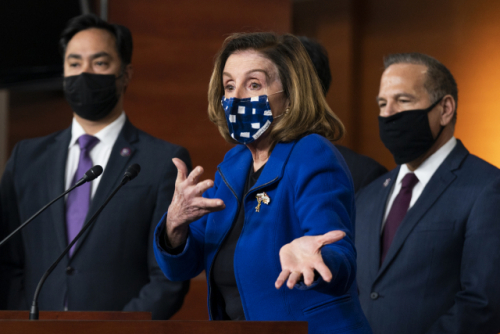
[267, 89, 289, 119]
[274, 106, 290, 119]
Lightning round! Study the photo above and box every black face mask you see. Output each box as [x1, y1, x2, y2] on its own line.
[378, 97, 444, 165]
[63, 73, 120, 121]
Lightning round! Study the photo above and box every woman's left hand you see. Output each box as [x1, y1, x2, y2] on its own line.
[275, 230, 346, 289]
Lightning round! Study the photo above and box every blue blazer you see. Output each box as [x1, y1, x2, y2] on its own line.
[0, 120, 190, 319]
[155, 134, 372, 334]
[355, 140, 500, 334]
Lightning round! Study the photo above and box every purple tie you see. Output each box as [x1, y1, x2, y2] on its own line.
[66, 134, 99, 256]
[381, 173, 419, 265]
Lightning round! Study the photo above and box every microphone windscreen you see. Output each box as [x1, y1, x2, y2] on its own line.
[84, 165, 103, 181]
[124, 164, 141, 181]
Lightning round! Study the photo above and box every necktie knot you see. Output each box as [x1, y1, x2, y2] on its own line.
[401, 172, 419, 190]
[78, 134, 99, 152]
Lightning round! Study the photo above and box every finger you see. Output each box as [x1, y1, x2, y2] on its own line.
[275, 269, 291, 289]
[314, 260, 333, 283]
[287, 271, 303, 289]
[172, 158, 188, 184]
[196, 179, 215, 196]
[188, 166, 205, 185]
[317, 230, 346, 246]
[302, 268, 315, 286]
[191, 197, 225, 211]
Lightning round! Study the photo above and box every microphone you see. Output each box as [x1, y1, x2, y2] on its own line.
[0, 165, 103, 248]
[29, 164, 141, 320]
[75, 165, 104, 186]
[122, 163, 140, 184]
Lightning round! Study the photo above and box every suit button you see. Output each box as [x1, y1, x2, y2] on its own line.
[66, 266, 75, 275]
[370, 292, 379, 300]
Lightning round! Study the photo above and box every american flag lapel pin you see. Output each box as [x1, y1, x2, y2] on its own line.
[383, 178, 391, 187]
[255, 192, 270, 212]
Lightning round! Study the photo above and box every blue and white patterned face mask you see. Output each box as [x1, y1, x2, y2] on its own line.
[222, 91, 283, 144]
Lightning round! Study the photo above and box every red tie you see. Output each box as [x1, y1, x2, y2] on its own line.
[381, 173, 419, 265]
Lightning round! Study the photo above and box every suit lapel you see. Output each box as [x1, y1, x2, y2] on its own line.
[218, 146, 252, 202]
[376, 141, 469, 280]
[216, 140, 297, 202]
[70, 120, 138, 259]
[366, 168, 399, 280]
[46, 128, 72, 254]
[248, 141, 296, 196]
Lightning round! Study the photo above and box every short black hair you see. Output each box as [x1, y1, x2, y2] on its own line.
[298, 36, 332, 95]
[59, 14, 133, 67]
[384, 52, 458, 121]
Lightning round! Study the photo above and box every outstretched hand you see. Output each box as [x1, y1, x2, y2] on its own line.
[166, 158, 225, 248]
[275, 230, 346, 289]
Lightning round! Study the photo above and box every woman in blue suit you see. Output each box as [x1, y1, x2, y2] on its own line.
[154, 32, 371, 334]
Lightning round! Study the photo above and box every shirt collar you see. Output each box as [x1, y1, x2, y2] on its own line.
[69, 112, 127, 148]
[396, 136, 457, 188]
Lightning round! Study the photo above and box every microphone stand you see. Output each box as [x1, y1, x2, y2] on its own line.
[0, 165, 102, 248]
[29, 166, 139, 320]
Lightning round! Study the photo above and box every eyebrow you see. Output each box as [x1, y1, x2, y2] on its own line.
[222, 69, 272, 84]
[66, 52, 112, 61]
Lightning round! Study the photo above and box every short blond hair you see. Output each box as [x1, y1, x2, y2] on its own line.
[208, 32, 344, 150]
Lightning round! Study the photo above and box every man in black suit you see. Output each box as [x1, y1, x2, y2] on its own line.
[0, 14, 190, 319]
[355, 53, 500, 333]
[299, 36, 387, 192]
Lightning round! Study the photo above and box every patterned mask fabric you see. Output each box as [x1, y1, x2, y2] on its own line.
[222, 91, 283, 144]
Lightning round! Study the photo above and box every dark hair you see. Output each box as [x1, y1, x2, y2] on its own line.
[383, 52, 458, 121]
[208, 32, 344, 149]
[59, 14, 133, 68]
[298, 36, 331, 95]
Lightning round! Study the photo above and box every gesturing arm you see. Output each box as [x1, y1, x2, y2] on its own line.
[275, 136, 357, 294]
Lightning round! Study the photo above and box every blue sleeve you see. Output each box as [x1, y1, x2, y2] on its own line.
[153, 172, 221, 281]
[288, 135, 357, 294]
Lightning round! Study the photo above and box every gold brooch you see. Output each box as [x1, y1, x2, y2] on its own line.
[255, 192, 271, 212]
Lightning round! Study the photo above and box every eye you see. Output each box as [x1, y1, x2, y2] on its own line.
[94, 61, 108, 67]
[68, 63, 80, 68]
[378, 102, 386, 108]
[249, 82, 261, 90]
[224, 84, 234, 92]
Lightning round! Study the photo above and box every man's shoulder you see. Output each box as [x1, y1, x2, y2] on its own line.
[11, 128, 70, 159]
[125, 123, 192, 172]
[335, 145, 385, 169]
[127, 123, 189, 155]
[335, 145, 388, 191]
[454, 152, 500, 185]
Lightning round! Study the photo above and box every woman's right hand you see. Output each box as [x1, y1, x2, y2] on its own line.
[166, 158, 225, 248]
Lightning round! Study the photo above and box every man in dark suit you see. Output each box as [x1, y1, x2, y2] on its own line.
[299, 36, 387, 192]
[355, 53, 500, 333]
[0, 14, 190, 319]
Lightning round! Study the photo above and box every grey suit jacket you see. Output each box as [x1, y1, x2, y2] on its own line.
[0, 119, 191, 319]
[355, 140, 500, 334]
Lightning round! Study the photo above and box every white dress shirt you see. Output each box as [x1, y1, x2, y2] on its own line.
[382, 137, 457, 229]
[65, 112, 126, 199]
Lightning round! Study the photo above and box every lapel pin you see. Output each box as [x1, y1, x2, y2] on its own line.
[383, 178, 391, 187]
[120, 147, 131, 157]
[255, 192, 270, 212]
